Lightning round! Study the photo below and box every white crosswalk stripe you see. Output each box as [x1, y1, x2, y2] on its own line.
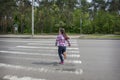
[0, 39, 77, 43]
[0, 50, 80, 58]
[0, 55, 82, 64]
[3, 75, 46, 80]
[8, 48, 80, 53]
[27, 43, 78, 46]
[16, 46, 79, 50]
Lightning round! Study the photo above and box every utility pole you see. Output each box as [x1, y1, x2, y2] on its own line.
[80, 18, 82, 34]
[32, 0, 34, 37]
[79, 0, 82, 34]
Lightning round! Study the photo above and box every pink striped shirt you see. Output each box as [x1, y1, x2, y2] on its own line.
[56, 34, 66, 46]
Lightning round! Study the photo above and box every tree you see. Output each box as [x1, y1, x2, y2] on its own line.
[0, 0, 120, 34]
[0, 0, 17, 33]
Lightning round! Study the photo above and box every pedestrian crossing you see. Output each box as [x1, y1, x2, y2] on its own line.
[0, 38, 83, 80]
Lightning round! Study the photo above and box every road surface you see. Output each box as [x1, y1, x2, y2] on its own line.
[0, 38, 120, 80]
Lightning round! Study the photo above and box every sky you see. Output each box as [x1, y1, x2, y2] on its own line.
[29, 0, 112, 6]
[29, 0, 93, 6]
[87, 0, 113, 3]
[29, 0, 93, 3]
[87, 0, 92, 3]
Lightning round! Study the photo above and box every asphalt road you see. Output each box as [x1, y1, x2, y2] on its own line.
[0, 38, 120, 80]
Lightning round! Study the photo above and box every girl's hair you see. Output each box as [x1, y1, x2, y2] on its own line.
[59, 28, 69, 40]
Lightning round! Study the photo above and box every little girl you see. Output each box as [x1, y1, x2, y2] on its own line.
[55, 28, 71, 64]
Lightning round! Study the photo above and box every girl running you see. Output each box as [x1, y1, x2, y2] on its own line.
[55, 28, 71, 64]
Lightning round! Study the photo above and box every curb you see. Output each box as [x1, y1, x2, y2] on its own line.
[0, 35, 80, 39]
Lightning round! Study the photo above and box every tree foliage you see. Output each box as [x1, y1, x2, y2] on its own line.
[0, 0, 120, 34]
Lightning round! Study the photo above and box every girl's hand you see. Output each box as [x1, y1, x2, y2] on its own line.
[67, 40, 71, 47]
[55, 42, 57, 46]
[68, 43, 71, 47]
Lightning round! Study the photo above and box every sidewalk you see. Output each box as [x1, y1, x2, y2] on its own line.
[0, 34, 80, 39]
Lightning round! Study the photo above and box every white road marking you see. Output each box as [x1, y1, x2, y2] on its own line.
[27, 43, 78, 46]
[0, 40, 77, 43]
[0, 63, 83, 75]
[3, 75, 46, 80]
[0, 50, 80, 58]
[8, 48, 80, 53]
[0, 55, 82, 64]
[16, 46, 79, 50]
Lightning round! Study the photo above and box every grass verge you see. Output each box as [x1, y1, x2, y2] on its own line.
[79, 34, 120, 39]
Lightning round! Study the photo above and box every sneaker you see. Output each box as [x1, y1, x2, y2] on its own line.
[59, 62, 64, 64]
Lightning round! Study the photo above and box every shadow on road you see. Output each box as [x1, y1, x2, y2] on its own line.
[32, 62, 59, 66]
[32, 61, 75, 67]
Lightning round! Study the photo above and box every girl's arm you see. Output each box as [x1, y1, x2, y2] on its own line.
[66, 39, 71, 46]
[55, 40, 57, 46]
[55, 35, 59, 46]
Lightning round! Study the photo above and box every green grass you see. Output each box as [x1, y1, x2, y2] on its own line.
[79, 34, 120, 39]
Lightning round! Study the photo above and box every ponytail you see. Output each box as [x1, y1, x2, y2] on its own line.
[59, 28, 69, 40]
